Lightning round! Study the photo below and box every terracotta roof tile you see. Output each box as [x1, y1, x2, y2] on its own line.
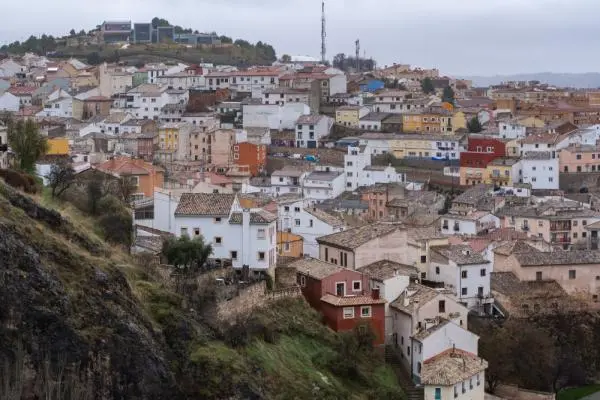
[175, 193, 236, 216]
[316, 222, 402, 250]
[228, 210, 277, 224]
[320, 293, 386, 306]
[358, 260, 418, 282]
[290, 257, 344, 280]
[421, 348, 487, 386]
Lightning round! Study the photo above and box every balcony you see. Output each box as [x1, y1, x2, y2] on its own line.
[489, 174, 509, 183]
[465, 171, 483, 179]
[550, 221, 572, 232]
[521, 225, 530, 231]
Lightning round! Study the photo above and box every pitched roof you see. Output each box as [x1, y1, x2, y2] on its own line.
[433, 245, 489, 265]
[420, 349, 487, 386]
[316, 222, 402, 250]
[514, 250, 600, 266]
[358, 260, 418, 282]
[320, 294, 386, 306]
[290, 257, 344, 280]
[390, 284, 442, 314]
[305, 207, 345, 228]
[95, 157, 162, 176]
[228, 210, 277, 225]
[174, 193, 236, 216]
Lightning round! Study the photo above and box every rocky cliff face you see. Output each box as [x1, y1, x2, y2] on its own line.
[0, 184, 180, 399]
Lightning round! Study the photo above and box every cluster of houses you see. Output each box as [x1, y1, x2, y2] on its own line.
[4, 47, 600, 399]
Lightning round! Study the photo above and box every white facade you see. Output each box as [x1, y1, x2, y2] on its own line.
[440, 213, 500, 236]
[271, 169, 307, 196]
[344, 146, 370, 191]
[262, 90, 310, 107]
[0, 59, 25, 78]
[302, 170, 346, 202]
[359, 166, 405, 187]
[357, 137, 391, 156]
[368, 274, 411, 340]
[520, 156, 559, 190]
[156, 73, 205, 90]
[359, 117, 384, 131]
[181, 113, 219, 131]
[243, 103, 310, 130]
[328, 73, 347, 96]
[278, 200, 345, 257]
[0, 92, 20, 112]
[429, 257, 492, 310]
[295, 115, 333, 148]
[498, 121, 526, 139]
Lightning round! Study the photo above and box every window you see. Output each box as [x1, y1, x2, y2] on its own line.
[583, 220, 588, 226]
[180, 227, 188, 236]
[346, 161, 353, 166]
[583, 232, 587, 238]
[353, 281, 362, 291]
[257, 229, 266, 239]
[214, 237, 222, 245]
[461, 270, 468, 278]
[258, 252, 265, 261]
[299, 275, 306, 287]
[360, 306, 372, 318]
[309, 219, 313, 227]
[536, 271, 543, 281]
[569, 270, 576, 279]
[438, 300, 446, 313]
[480, 268, 486, 277]
[435, 388, 442, 400]
[435, 266, 440, 275]
[461, 287, 467, 296]
[193, 228, 200, 236]
[284, 206, 290, 212]
[295, 219, 301, 226]
[294, 207, 301, 212]
[573, 220, 579, 226]
[214, 217, 222, 223]
[343, 307, 355, 319]
[573, 232, 578, 239]
[538, 220, 543, 227]
[230, 251, 238, 260]
[420, 255, 427, 263]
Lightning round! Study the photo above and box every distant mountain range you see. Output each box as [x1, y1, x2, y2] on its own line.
[461, 73, 600, 89]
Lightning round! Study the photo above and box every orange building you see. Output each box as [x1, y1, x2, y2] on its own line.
[232, 142, 267, 177]
[95, 157, 164, 198]
[277, 231, 304, 258]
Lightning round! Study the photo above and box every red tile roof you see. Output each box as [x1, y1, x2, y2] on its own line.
[320, 294, 386, 306]
[95, 157, 163, 176]
[8, 86, 36, 96]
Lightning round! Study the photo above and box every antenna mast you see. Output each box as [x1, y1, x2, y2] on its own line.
[355, 39, 360, 73]
[321, 1, 327, 64]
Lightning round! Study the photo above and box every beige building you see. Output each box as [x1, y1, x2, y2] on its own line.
[406, 227, 449, 279]
[98, 63, 134, 97]
[316, 223, 408, 269]
[494, 241, 600, 300]
[499, 199, 600, 248]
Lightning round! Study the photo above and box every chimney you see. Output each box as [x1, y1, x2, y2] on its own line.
[242, 208, 251, 268]
[372, 288, 380, 300]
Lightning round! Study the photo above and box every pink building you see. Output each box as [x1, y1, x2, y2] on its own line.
[559, 144, 600, 173]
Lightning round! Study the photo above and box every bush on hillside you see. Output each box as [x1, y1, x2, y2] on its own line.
[0, 169, 39, 194]
[98, 195, 133, 248]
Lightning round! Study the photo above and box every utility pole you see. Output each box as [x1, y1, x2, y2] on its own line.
[321, 1, 327, 64]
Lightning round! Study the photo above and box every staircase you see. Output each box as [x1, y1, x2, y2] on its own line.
[385, 346, 424, 400]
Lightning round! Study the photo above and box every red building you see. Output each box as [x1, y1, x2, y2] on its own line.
[292, 258, 386, 345]
[233, 142, 267, 177]
[466, 136, 506, 157]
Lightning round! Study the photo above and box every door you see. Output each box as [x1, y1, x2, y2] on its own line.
[434, 387, 441, 400]
[336, 282, 345, 296]
[307, 140, 317, 148]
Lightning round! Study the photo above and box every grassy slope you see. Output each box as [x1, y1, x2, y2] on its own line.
[558, 385, 600, 400]
[34, 189, 405, 399]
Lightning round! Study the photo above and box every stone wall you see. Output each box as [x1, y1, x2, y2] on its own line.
[275, 265, 298, 288]
[495, 384, 555, 400]
[559, 172, 600, 193]
[215, 281, 302, 321]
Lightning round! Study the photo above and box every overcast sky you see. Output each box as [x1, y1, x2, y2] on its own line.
[0, 0, 598, 76]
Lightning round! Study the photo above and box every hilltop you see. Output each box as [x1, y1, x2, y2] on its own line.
[0, 181, 403, 399]
[462, 72, 600, 88]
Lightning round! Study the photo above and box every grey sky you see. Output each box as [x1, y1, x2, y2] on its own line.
[0, 0, 598, 75]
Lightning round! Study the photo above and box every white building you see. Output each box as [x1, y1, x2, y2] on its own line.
[271, 166, 307, 196]
[277, 198, 346, 257]
[429, 244, 493, 311]
[359, 112, 389, 131]
[498, 120, 527, 139]
[303, 170, 346, 202]
[390, 283, 470, 366]
[359, 260, 417, 342]
[519, 133, 569, 158]
[520, 152, 559, 190]
[416, 322, 486, 400]
[440, 211, 500, 236]
[99, 112, 133, 135]
[344, 145, 406, 191]
[173, 193, 277, 274]
[155, 72, 206, 90]
[0, 92, 20, 112]
[37, 89, 73, 118]
[0, 59, 25, 78]
[126, 84, 170, 120]
[180, 112, 219, 131]
[243, 103, 310, 130]
[295, 114, 334, 148]
[358, 133, 393, 156]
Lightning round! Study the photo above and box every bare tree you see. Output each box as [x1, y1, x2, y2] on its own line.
[46, 159, 76, 198]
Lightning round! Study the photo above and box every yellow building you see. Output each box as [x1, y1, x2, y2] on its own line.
[484, 158, 520, 186]
[158, 123, 191, 152]
[505, 139, 520, 158]
[277, 231, 304, 258]
[46, 138, 69, 155]
[391, 136, 434, 159]
[335, 105, 369, 128]
[402, 111, 449, 134]
[460, 166, 486, 186]
[452, 111, 468, 132]
[517, 116, 545, 128]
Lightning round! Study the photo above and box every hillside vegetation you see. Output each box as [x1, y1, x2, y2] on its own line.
[0, 180, 403, 399]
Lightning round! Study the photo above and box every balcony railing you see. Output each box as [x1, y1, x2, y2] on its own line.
[465, 171, 483, 178]
[521, 225, 530, 231]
